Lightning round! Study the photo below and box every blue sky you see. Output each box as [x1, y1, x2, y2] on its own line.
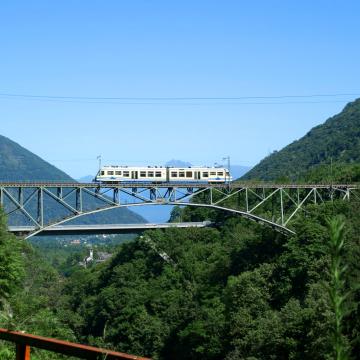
[1, 1, 360, 178]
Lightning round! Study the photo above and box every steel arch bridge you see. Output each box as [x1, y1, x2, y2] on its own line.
[0, 182, 359, 238]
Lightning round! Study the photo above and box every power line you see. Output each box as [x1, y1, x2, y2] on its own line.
[49, 158, 255, 166]
[0, 98, 354, 106]
[0, 91, 359, 101]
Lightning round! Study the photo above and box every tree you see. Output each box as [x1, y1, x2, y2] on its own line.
[327, 216, 350, 360]
[0, 209, 24, 308]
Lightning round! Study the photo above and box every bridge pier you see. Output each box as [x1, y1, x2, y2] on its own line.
[37, 188, 43, 228]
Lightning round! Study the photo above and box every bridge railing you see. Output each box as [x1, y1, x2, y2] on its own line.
[0, 328, 150, 360]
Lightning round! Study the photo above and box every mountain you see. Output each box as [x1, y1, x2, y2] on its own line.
[0, 135, 145, 224]
[165, 159, 192, 167]
[242, 99, 360, 181]
[0, 135, 73, 181]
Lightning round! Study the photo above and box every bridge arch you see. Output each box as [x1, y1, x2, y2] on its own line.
[25, 201, 294, 238]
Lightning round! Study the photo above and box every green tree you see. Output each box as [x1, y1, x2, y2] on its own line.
[0, 209, 24, 309]
[327, 216, 350, 360]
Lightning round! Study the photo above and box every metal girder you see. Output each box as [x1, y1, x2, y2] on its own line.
[248, 188, 280, 214]
[284, 189, 316, 226]
[2, 188, 41, 227]
[0, 182, 358, 238]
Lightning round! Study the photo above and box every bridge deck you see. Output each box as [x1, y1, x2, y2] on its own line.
[0, 182, 359, 189]
[9, 221, 212, 236]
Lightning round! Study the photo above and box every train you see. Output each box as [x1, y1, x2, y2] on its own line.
[95, 165, 232, 184]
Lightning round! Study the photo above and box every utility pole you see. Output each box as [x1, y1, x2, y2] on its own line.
[223, 156, 231, 183]
[330, 157, 333, 185]
[97, 155, 102, 171]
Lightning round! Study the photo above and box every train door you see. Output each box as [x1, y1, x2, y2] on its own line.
[195, 171, 201, 180]
[131, 171, 138, 179]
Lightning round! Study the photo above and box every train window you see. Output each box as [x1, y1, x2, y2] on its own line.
[155, 171, 162, 177]
[148, 171, 154, 177]
[179, 172, 185, 177]
[107, 171, 114, 175]
[123, 171, 129, 177]
[210, 172, 216, 176]
[217, 172, 223, 176]
[202, 172, 209, 177]
[140, 171, 146, 177]
[186, 171, 192, 177]
[100, 171, 105, 175]
[115, 171, 121, 175]
[171, 172, 177, 177]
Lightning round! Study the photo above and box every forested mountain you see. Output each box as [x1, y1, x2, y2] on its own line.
[242, 98, 360, 181]
[2, 164, 360, 360]
[0, 135, 145, 224]
[0, 135, 72, 181]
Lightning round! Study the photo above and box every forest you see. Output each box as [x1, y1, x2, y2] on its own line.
[0, 163, 359, 359]
[242, 98, 360, 181]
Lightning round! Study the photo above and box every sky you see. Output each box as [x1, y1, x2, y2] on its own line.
[1, 0, 360, 178]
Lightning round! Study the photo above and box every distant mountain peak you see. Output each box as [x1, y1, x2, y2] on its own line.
[165, 159, 192, 167]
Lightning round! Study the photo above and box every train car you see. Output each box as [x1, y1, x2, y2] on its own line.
[95, 165, 232, 184]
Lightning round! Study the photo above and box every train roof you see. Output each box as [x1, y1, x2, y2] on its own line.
[101, 165, 229, 169]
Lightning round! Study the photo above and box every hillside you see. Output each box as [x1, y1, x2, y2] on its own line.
[59, 195, 360, 359]
[0, 135, 145, 224]
[2, 140, 360, 359]
[242, 98, 360, 181]
[0, 135, 73, 181]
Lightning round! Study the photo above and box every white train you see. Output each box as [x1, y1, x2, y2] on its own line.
[95, 165, 232, 184]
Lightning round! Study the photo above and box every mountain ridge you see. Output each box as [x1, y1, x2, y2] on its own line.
[0, 135, 73, 181]
[241, 98, 360, 181]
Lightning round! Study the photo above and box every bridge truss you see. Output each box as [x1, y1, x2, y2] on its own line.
[0, 182, 359, 238]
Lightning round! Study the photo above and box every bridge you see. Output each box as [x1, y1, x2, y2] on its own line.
[9, 221, 212, 236]
[1, 182, 359, 238]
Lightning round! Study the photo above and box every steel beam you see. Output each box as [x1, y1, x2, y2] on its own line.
[0, 182, 357, 237]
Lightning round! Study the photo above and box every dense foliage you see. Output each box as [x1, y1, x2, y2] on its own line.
[242, 98, 360, 181]
[0, 214, 76, 359]
[30, 234, 134, 276]
[57, 196, 360, 359]
[1, 164, 359, 359]
[0, 209, 24, 307]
